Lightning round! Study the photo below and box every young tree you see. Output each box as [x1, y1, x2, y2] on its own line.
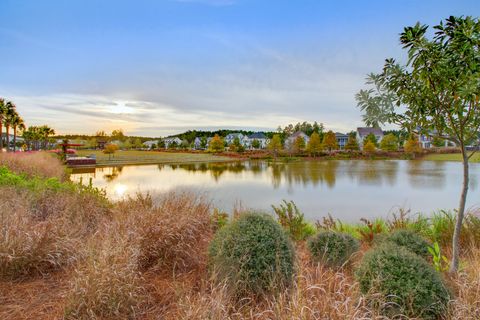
[380, 133, 398, 151]
[322, 130, 338, 151]
[404, 135, 422, 154]
[268, 134, 283, 158]
[307, 132, 322, 157]
[251, 139, 261, 149]
[157, 139, 165, 149]
[344, 133, 360, 151]
[363, 133, 378, 147]
[209, 134, 224, 152]
[432, 136, 446, 148]
[357, 16, 480, 272]
[200, 137, 208, 149]
[293, 136, 306, 154]
[363, 140, 376, 153]
[103, 143, 119, 160]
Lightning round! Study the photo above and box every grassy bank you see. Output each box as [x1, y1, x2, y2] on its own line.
[1, 152, 479, 319]
[422, 152, 480, 162]
[76, 150, 234, 166]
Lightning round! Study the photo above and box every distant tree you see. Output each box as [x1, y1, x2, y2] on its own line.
[251, 139, 261, 149]
[268, 134, 283, 158]
[200, 137, 208, 149]
[87, 137, 98, 149]
[404, 135, 422, 154]
[293, 136, 306, 154]
[363, 133, 378, 147]
[180, 140, 190, 150]
[344, 133, 360, 151]
[157, 139, 165, 149]
[229, 137, 242, 152]
[122, 138, 132, 150]
[133, 138, 143, 149]
[363, 140, 376, 153]
[169, 140, 178, 150]
[209, 134, 224, 152]
[380, 133, 398, 151]
[111, 129, 125, 141]
[150, 143, 157, 150]
[432, 136, 446, 148]
[103, 143, 119, 160]
[95, 130, 107, 138]
[307, 132, 323, 157]
[322, 130, 338, 151]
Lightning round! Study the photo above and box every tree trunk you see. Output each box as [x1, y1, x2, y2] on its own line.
[450, 145, 469, 273]
[0, 120, 3, 152]
[13, 127, 16, 152]
[5, 125, 10, 152]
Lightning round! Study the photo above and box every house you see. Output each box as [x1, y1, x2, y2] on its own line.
[143, 140, 158, 149]
[193, 137, 210, 150]
[248, 132, 269, 149]
[415, 127, 452, 148]
[163, 137, 182, 149]
[335, 132, 349, 150]
[225, 133, 244, 145]
[356, 127, 384, 148]
[285, 131, 310, 148]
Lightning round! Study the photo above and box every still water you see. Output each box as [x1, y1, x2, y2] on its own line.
[70, 160, 480, 222]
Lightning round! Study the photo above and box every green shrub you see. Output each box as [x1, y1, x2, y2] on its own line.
[208, 212, 295, 297]
[355, 244, 450, 319]
[307, 231, 360, 267]
[383, 229, 430, 259]
[272, 200, 312, 241]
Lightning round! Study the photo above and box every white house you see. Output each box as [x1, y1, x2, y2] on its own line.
[335, 132, 349, 150]
[225, 133, 244, 145]
[143, 140, 158, 149]
[285, 131, 310, 148]
[163, 137, 182, 149]
[356, 127, 384, 149]
[247, 132, 269, 149]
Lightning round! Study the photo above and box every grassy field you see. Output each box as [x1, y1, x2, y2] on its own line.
[76, 150, 233, 165]
[423, 152, 480, 162]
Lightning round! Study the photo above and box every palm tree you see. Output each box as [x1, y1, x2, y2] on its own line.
[39, 125, 55, 150]
[11, 113, 25, 152]
[0, 98, 5, 152]
[4, 101, 16, 152]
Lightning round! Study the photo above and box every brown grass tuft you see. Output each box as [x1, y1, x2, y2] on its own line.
[0, 152, 65, 180]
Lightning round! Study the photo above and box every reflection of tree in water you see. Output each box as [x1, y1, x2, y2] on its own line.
[268, 161, 339, 189]
[350, 161, 399, 186]
[103, 166, 124, 182]
[171, 162, 247, 182]
[407, 160, 446, 189]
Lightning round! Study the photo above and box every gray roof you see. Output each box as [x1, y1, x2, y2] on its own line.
[249, 132, 267, 139]
[357, 127, 383, 137]
[335, 132, 348, 137]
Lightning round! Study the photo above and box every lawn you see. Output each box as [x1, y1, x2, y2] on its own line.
[423, 152, 480, 163]
[76, 150, 233, 165]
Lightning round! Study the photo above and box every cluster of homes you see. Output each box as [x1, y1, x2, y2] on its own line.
[146, 128, 389, 151]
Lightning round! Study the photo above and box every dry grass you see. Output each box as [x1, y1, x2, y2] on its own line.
[0, 152, 66, 180]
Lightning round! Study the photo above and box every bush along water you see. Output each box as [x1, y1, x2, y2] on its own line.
[355, 243, 450, 319]
[382, 229, 431, 259]
[307, 231, 359, 267]
[208, 212, 295, 298]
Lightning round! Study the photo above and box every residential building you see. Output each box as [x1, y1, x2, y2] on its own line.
[285, 131, 310, 148]
[163, 137, 182, 149]
[335, 132, 349, 150]
[225, 133, 244, 145]
[248, 132, 269, 149]
[143, 140, 158, 149]
[356, 127, 384, 148]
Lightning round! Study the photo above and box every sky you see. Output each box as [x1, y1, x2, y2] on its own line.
[1, 0, 479, 137]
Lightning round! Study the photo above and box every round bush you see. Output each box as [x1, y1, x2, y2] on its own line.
[307, 231, 360, 267]
[355, 244, 450, 319]
[208, 212, 295, 297]
[384, 229, 430, 259]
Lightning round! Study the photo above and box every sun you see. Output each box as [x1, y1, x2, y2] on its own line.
[109, 101, 135, 114]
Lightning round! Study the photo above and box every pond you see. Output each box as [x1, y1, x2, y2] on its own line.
[69, 160, 480, 222]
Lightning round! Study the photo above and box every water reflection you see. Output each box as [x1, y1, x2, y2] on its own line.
[70, 160, 480, 221]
